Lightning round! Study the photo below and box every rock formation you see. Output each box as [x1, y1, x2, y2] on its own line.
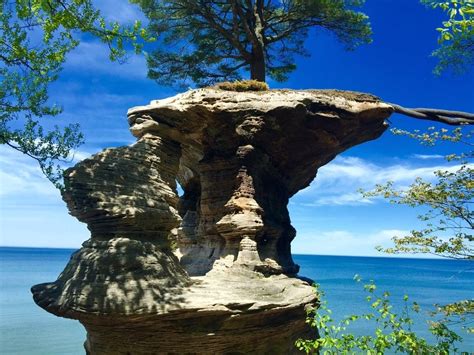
[32, 88, 393, 354]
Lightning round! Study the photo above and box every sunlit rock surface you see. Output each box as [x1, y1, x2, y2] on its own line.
[32, 88, 392, 354]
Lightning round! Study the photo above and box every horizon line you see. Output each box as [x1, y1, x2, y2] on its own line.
[0, 245, 451, 261]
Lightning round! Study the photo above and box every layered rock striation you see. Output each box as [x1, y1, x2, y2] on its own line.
[128, 89, 391, 276]
[32, 89, 393, 354]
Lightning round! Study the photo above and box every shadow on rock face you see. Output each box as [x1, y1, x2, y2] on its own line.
[31, 237, 189, 318]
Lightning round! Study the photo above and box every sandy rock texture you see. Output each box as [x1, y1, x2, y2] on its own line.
[32, 88, 392, 354]
[128, 89, 391, 276]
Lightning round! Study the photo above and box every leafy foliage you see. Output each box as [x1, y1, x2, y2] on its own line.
[362, 126, 473, 334]
[0, 0, 149, 188]
[434, 300, 474, 334]
[371, 167, 473, 260]
[365, 127, 473, 260]
[296, 276, 464, 354]
[422, 0, 474, 74]
[132, 0, 372, 86]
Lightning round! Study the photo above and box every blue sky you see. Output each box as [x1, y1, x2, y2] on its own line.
[0, 0, 473, 257]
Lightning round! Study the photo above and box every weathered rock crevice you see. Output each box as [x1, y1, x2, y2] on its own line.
[32, 88, 393, 354]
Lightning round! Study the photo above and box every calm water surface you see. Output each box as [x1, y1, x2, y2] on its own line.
[0, 247, 472, 354]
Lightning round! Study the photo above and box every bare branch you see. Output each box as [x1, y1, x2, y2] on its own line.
[196, 3, 251, 61]
[388, 103, 474, 126]
[232, 0, 259, 47]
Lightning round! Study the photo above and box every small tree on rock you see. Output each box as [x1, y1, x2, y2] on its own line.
[132, 0, 372, 86]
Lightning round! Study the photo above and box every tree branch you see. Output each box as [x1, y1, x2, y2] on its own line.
[232, 0, 259, 47]
[388, 103, 474, 126]
[195, 2, 251, 61]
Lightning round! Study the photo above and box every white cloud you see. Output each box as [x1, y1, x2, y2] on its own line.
[412, 154, 445, 160]
[295, 156, 468, 207]
[302, 192, 374, 207]
[292, 228, 418, 257]
[64, 41, 148, 79]
[0, 147, 57, 197]
[95, 0, 146, 24]
[0, 146, 95, 197]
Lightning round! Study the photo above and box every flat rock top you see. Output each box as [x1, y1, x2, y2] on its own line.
[128, 88, 390, 118]
[185, 271, 315, 312]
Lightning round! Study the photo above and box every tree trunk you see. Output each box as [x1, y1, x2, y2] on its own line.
[250, 49, 266, 82]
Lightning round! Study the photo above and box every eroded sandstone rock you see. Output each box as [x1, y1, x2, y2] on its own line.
[127, 88, 392, 276]
[33, 136, 190, 318]
[32, 88, 393, 354]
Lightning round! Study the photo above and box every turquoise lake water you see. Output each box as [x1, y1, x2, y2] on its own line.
[0, 247, 472, 354]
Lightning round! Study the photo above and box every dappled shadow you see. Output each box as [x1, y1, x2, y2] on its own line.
[32, 136, 191, 319]
[31, 237, 189, 318]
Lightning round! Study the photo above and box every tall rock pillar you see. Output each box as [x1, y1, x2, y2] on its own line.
[32, 89, 393, 354]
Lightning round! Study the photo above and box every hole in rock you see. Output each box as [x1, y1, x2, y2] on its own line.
[176, 180, 184, 197]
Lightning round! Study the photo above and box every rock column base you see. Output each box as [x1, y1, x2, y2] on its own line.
[83, 305, 311, 354]
[33, 271, 316, 355]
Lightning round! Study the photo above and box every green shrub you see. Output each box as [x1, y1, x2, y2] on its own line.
[215, 80, 269, 92]
[296, 275, 464, 354]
